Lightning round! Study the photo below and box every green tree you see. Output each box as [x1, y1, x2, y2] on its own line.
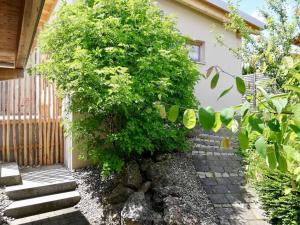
[222, 0, 300, 89]
[37, 0, 199, 175]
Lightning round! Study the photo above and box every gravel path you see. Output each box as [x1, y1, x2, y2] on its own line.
[0, 186, 12, 225]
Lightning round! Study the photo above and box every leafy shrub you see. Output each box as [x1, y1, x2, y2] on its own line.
[38, 0, 199, 174]
[256, 168, 300, 225]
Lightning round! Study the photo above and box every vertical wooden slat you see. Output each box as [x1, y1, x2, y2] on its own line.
[38, 77, 43, 165]
[55, 87, 59, 163]
[18, 79, 22, 165]
[59, 99, 63, 163]
[24, 76, 28, 165]
[43, 79, 47, 165]
[51, 84, 56, 163]
[1, 82, 5, 161]
[47, 80, 51, 164]
[6, 81, 11, 162]
[29, 77, 33, 165]
[33, 76, 37, 165]
[12, 80, 17, 162]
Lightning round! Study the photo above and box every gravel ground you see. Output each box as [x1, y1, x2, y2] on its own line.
[0, 186, 12, 225]
[72, 167, 120, 225]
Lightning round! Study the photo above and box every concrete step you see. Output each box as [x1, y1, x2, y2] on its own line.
[10, 207, 89, 225]
[4, 191, 81, 218]
[6, 180, 77, 200]
[0, 162, 22, 186]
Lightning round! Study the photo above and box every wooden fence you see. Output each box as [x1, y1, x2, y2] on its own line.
[0, 76, 64, 166]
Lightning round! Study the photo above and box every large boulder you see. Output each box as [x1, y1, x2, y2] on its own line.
[121, 192, 163, 225]
[123, 161, 143, 190]
[106, 183, 135, 204]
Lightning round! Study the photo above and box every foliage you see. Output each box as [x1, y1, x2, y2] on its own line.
[37, 0, 199, 175]
[242, 152, 300, 225]
[222, 0, 300, 89]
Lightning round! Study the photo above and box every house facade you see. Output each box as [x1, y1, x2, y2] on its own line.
[155, 0, 264, 110]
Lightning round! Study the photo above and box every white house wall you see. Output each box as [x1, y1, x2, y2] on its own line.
[155, 0, 243, 110]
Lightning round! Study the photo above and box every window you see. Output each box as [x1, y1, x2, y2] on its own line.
[187, 40, 205, 64]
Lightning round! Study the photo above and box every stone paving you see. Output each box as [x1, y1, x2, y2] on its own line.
[191, 129, 270, 225]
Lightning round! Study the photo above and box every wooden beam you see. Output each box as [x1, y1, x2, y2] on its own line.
[15, 0, 45, 69]
[0, 68, 24, 81]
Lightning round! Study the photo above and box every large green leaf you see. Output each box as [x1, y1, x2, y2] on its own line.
[236, 77, 246, 95]
[255, 137, 267, 159]
[220, 108, 234, 125]
[238, 131, 249, 150]
[266, 145, 277, 169]
[211, 73, 219, 89]
[167, 105, 179, 122]
[271, 98, 288, 113]
[198, 107, 215, 130]
[267, 118, 281, 132]
[217, 86, 233, 100]
[212, 112, 222, 133]
[249, 115, 264, 133]
[293, 104, 300, 122]
[183, 109, 196, 129]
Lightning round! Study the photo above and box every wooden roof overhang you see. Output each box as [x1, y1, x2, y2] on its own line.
[0, 0, 57, 80]
[174, 0, 265, 32]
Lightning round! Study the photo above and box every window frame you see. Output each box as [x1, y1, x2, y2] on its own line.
[187, 39, 205, 65]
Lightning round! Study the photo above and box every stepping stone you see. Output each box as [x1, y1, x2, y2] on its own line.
[10, 207, 89, 225]
[4, 190, 81, 218]
[0, 162, 22, 186]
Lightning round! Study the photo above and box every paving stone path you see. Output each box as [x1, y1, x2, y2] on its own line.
[191, 128, 270, 225]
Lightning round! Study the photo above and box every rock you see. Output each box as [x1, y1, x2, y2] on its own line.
[121, 192, 163, 225]
[106, 183, 135, 204]
[139, 181, 152, 193]
[123, 161, 143, 190]
[155, 153, 171, 162]
[139, 159, 153, 173]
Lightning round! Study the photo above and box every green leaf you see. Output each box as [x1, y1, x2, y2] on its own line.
[212, 112, 222, 133]
[277, 154, 287, 172]
[236, 77, 246, 95]
[266, 145, 277, 169]
[217, 86, 233, 101]
[238, 131, 249, 150]
[210, 73, 219, 89]
[255, 137, 267, 159]
[183, 109, 196, 129]
[249, 115, 264, 133]
[267, 118, 281, 132]
[167, 105, 179, 122]
[154, 104, 166, 119]
[206, 66, 214, 78]
[198, 107, 216, 130]
[240, 101, 250, 117]
[290, 124, 300, 137]
[271, 98, 288, 113]
[293, 104, 300, 122]
[284, 85, 300, 93]
[284, 145, 300, 162]
[220, 108, 234, 125]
